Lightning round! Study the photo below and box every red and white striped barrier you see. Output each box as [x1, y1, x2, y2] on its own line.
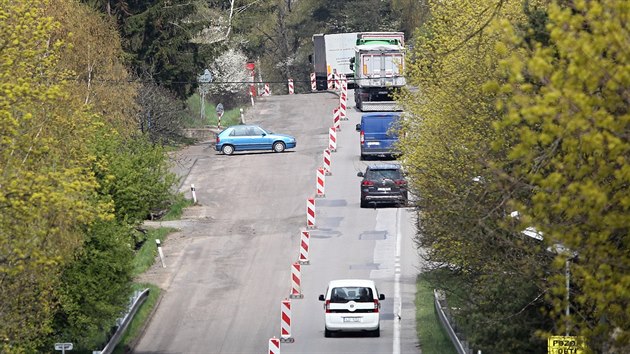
[310, 72, 317, 91]
[290, 262, 303, 299]
[298, 230, 310, 265]
[335, 73, 340, 91]
[333, 107, 341, 131]
[327, 72, 334, 90]
[264, 83, 271, 96]
[288, 78, 294, 94]
[306, 197, 315, 228]
[322, 149, 331, 175]
[269, 336, 280, 353]
[316, 167, 326, 198]
[339, 93, 347, 121]
[280, 299, 294, 343]
[329, 127, 337, 152]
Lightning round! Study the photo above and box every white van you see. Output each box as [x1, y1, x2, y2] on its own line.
[318, 279, 385, 337]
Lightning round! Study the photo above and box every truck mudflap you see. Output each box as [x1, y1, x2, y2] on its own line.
[359, 101, 402, 112]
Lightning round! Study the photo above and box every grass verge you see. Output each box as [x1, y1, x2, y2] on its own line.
[113, 283, 161, 354]
[416, 273, 459, 354]
[186, 94, 243, 128]
[163, 193, 194, 221]
[132, 227, 177, 277]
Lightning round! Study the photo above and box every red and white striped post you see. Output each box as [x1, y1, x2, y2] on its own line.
[316, 167, 326, 198]
[322, 149, 332, 176]
[280, 299, 294, 343]
[328, 127, 337, 152]
[264, 83, 271, 96]
[333, 107, 341, 131]
[310, 72, 317, 91]
[298, 230, 310, 265]
[339, 93, 347, 121]
[289, 262, 303, 299]
[306, 197, 315, 229]
[327, 72, 334, 90]
[288, 78, 294, 94]
[335, 72, 340, 91]
[269, 336, 280, 353]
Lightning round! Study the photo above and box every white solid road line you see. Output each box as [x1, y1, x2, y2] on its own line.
[393, 208, 402, 354]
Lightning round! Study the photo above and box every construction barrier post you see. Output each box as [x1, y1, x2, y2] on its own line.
[322, 149, 331, 176]
[328, 127, 337, 152]
[306, 197, 316, 229]
[289, 262, 303, 299]
[333, 107, 341, 131]
[316, 167, 325, 198]
[280, 299, 294, 343]
[327, 72, 333, 90]
[269, 336, 280, 354]
[310, 73, 317, 91]
[298, 231, 310, 265]
[264, 83, 271, 96]
[288, 78, 294, 94]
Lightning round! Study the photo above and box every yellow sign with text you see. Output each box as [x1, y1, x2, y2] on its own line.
[548, 336, 586, 354]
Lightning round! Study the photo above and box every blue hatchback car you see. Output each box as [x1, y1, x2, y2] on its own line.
[215, 124, 296, 155]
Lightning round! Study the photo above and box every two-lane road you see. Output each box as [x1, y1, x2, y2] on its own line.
[134, 91, 420, 353]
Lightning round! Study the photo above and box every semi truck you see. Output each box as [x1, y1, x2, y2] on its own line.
[311, 33, 358, 90]
[350, 32, 406, 111]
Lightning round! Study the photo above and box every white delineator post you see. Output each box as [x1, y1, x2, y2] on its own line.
[269, 336, 280, 354]
[280, 299, 294, 343]
[250, 90, 255, 107]
[310, 72, 317, 91]
[333, 107, 341, 131]
[289, 262, 303, 299]
[316, 167, 326, 198]
[306, 197, 315, 229]
[328, 127, 337, 152]
[156, 239, 166, 268]
[322, 149, 332, 176]
[298, 230, 310, 265]
[190, 184, 197, 204]
[288, 78, 294, 94]
[264, 83, 271, 96]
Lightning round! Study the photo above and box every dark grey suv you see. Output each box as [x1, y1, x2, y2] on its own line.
[357, 164, 408, 208]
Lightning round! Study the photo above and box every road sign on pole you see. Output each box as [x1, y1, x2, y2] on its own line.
[54, 342, 73, 354]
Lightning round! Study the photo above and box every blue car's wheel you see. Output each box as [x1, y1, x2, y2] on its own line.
[273, 141, 286, 153]
[222, 144, 235, 155]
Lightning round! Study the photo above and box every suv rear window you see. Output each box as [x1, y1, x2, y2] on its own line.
[365, 169, 401, 180]
[330, 287, 374, 303]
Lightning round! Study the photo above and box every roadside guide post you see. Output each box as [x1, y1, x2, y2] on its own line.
[54, 342, 73, 354]
[216, 103, 224, 130]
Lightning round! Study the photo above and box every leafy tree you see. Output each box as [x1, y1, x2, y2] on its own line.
[491, 0, 630, 351]
[0, 1, 105, 350]
[50, 220, 134, 351]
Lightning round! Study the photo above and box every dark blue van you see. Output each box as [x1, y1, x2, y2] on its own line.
[355, 113, 400, 160]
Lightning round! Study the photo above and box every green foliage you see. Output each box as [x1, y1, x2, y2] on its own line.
[50, 220, 134, 351]
[0, 1, 105, 350]
[401, 0, 629, 351]
[91, 130, 178, 224]
[416, 273, 458, 354]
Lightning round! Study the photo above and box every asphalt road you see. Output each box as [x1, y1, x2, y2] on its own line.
[134, 91, 421, 354]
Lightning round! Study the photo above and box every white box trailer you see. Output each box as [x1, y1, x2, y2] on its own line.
[312, 33, 358, 90]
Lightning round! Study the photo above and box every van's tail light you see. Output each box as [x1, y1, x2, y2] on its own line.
[362, 180, 374, 186]
[373, 299, 380, 313]
[325, 300, 331, 313]
[394, 180, 407, 186]
[360, 131, 365, 144]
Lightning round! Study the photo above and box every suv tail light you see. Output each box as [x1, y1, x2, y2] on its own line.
[362, 180, 374, 186]
[325, 300, 331, 313]
[394, 179, 407, 186]
[373, 299, 380, 313]
[360, 131, 364, 144]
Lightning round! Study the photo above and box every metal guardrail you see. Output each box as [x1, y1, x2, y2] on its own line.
[95, 288, 150, 354]
[433, 289, 475, 354]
